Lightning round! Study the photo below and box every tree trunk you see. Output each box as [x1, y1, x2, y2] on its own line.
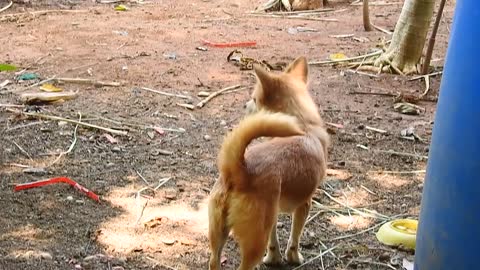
[374, 0, 435, 75]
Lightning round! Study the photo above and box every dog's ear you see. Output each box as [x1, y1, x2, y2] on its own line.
[285, 56, 308, 83]
[254, 64, 274, 88]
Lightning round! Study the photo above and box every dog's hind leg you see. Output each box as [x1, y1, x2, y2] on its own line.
[208, 200, 229, 270]
[286, 200, 311, 265]
[263, 217, 283, 265]
[236, 225, 270, 270]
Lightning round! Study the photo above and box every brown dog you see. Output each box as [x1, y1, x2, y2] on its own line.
[208, 57, 330, 270]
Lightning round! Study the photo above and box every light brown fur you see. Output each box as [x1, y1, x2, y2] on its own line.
[291, 0, 328, 11]
[208, 57, 330, 270]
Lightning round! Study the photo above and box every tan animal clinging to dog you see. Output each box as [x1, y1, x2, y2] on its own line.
[208, 57, 330, 270]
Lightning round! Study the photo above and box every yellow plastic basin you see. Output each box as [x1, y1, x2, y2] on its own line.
[376, 219, 418, 250]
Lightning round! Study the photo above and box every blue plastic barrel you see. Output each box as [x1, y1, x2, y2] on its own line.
[414, 1, 480, 269]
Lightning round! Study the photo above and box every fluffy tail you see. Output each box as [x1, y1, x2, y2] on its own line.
[218, 110, 304, 187]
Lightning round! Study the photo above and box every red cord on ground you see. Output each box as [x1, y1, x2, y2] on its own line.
[14, 177, 100, 202]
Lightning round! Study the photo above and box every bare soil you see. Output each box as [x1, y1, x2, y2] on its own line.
[0, 0, 455, 269]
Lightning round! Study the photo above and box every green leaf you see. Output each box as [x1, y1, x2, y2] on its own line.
[0, 64, 17, 72]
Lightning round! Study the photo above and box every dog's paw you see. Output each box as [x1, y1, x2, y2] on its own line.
[286, 247, 304, 265]
[262, 251, 283, 265]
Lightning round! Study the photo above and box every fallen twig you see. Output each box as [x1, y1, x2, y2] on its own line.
[0, 9, 89, 22]
[154, 177, 172, 190]
[48, 113, 82, 166]
[196, 84, 245, 108]
[374, 149, 428, 160]
[322, 190, 388, 220]
[11, 140, 33, 160]
[0, 1, 13, 14]
[309, 50, 382, 66]
[352, 1, 402, 6]
[329, 34, 354, 38]
[23, 112, 128, 136]
[55, 77, 121, 87]
[135, 170, 151, 185]
[360, 185, 376, 195]
[249, 13, 338, 22]
[264, 8, 334, 15]
[369, 169, 426, 174]
[409, 71, 443, 81]
[6, 121, 43, 132]
[350, 259, 396, 270]
[291, 245, 339, 270]
[365, 126, 387, 134]
[345, 69, 379, 78]
[138, 87, 191, 99]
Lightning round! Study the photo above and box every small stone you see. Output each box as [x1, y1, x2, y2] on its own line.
[357, 124, 365, 130]
[165, 192, 177, 200]
[379, 252, 390, 262]
[66, 196, 74, 201]
[74, 264, 82, 270]
[277, 222, 284, 228]
[220, 120, 227, 126]
[162, 238, 176, 245]
[337, 161, 346, 167]
[197, 91, 210, 97]
[204, 135, 211, 141]
[58, 121, 68, 126]
[76, 200, 85, 204]
[39, 252, 53, 260]
[23, 167, 47, 175]
[112, 147, 121, 153]
[147, 131, 155, 139]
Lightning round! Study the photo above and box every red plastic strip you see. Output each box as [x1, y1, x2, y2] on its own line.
[202, 39, 257, 48]
[14, 177, 100, 202]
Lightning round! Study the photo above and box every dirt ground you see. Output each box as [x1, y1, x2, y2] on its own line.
[0, 0, 455, 269]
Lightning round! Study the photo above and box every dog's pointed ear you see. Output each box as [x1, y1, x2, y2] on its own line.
[284, 56, 308, 83]
[254, 64, 274, 87]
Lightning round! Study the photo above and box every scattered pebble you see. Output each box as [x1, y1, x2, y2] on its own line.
[112, 147, 121, 153]
[204, 135, 211, 141]
[67, 196, 74, 201]
[147, 131, 155, 139]
[220, 120, 227, 126]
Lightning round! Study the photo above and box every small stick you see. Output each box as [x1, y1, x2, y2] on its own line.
[6, 121, 43, 132]
[351, 259, 396, 270]
[409, 71, 443, 81]
[327, 220, 387, 241]
[291, 245, 339, 270]
[249, 14, 338, 22]
[196, 84, 244, 108]
[349, 90, 396, 97]
[144, 256, 177, 270]
[0, 9, 89, 21]
[372, 23, 393, 35]
[177, 103, 195, 110]
[420, 75, 431, 98]
[329, 34, 354, 38]
[360, 185, 376, 195]
[0, 1, 13, 13]
[55, 78, 121, 87]
[154, 177, 172, 190]
[369, 169, 426, 174]
[322, 190, 387, 220]
[139, 87, 191, 99]
[26, 76, 57, 89]
[309, 50, 382, 66]
[422, 0, 446, 75]
[264, 8, 335, 15]
[23, 112, 128, 135]
[352, 1, 402, 6]
[11, 141, 33, 160]
[346, 69, 379, 78]
[135, 170, 150, 185]
[0, 104, 25, 108]
[48, 113, 82, 166]
[374, 149, 428, 160]
[365, 126, 387, 134]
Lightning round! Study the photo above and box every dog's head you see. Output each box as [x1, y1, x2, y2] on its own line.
[245, 57, 321, 125]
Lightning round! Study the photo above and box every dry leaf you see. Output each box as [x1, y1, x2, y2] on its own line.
[21, 91, 77, 105]
[40, 83, 63, 92]
[329, 53, 347, 61]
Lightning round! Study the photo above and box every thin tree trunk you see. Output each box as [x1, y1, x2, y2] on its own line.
[422, 0, 447, 74]
[363, 0, 373, 31]
[374, 0, 435, 74]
